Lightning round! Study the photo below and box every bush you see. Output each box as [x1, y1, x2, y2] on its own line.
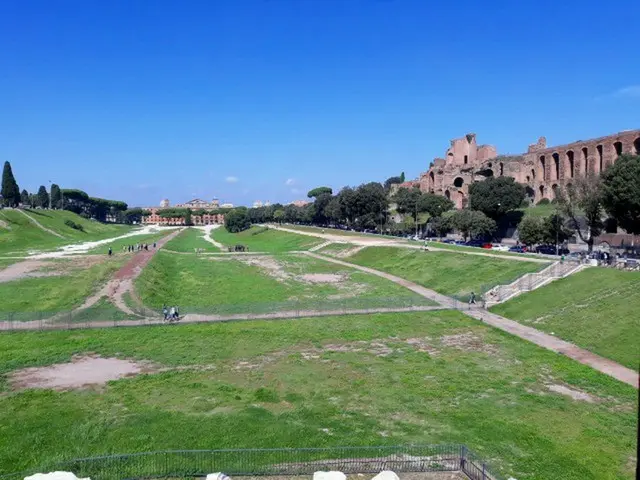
[251, 226, 269, 236]
[64, 219, 84, 231]
[537, 198, 550, 205]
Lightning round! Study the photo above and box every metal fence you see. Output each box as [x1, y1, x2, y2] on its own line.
[0, 445, 505, 480]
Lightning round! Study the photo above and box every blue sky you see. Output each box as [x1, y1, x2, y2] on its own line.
[1, 0, 638, 207]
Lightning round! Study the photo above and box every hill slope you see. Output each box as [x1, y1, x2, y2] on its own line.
[0, 209, 132, 255]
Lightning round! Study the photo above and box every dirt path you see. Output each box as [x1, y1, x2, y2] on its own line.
[304, 252, 639, 388]
[198, 224, 226, 249]
[74, 229, 183, 315]
[15, 209, 65, 238]
[267, 225, 549, 263]
[0, 305, 444, 331]
[0, 260, 50, 283]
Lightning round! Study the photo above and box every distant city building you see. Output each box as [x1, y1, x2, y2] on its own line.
[219, 202, 234, 208]
[252, 201, 264, 208]
[175, 198, 220, 210]
[289, 200, 310, 207]
[142, 208, 224, 226]
[160, 199, 170, 208]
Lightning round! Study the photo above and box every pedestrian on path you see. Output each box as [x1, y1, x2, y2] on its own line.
[469, 291, 476, 305]
[108, 247, 112, 256]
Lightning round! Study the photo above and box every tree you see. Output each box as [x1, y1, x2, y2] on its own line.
[517, 216, 544, 245]
[337, 187, 358, 225]
[224, 208, 251, 233]
[354, 182, 388, 230]
[50, 184, 62, 209]
[451, 209, 496, 241]
[313, 192, 333, 224]
[400, 171, 406, 182]
[1, 161, 20, 207]
[20, 189, 30, 206]
[418, 193, 455, 218]
[469, 176, 526, 220]
[542, 213, 573, 246]
[307, 186, 333, 198]
[184, 208, 193, 226]
[323, 196, 343, 223]
[557, 175, 603, 253]
[601, 154, 640, 234]
[383, 175, 403, 192]
[430, 214, 453, 238]
[393, 187, 422, 221]
[273, 208, 285, 223]
[36, 185, 49, 208]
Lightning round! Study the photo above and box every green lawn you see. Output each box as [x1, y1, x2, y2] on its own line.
[162, 227, 220, 252]
[135, 251, 434, 314]
[277, 224, 407, 241]
[426, 241, 546, 259]
[0, 311, 636, 479]
[0, 257, 126, 319]
[68, 297, 141, 323]
[212, 226, 325, 252]
[0, 209, 133, 255]
[491, 268, 640, 370]
[346, 247, 547, 300]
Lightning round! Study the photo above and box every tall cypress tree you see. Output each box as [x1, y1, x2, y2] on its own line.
[50, 184, 62, 209]
[20, 189, 30, 206]
[1, 161, 20, 207]
[36, 185, 49, 208]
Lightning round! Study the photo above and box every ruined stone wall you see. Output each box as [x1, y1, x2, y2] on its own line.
[413, 129, 640, 209]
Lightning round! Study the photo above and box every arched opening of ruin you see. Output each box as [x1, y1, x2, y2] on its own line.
[635, 137, 640, 155]
[551, 184, 559, 199]
[499, 162, 504, 176]
[525, 186, 535, 203]
[539, 156, 546, 179]
[531, 168, 536, 180]
[613, 141, 623, 157]
[552, 153, 560, 180]
[538, 185, 545, 200]
[597, 145, 603, 173]
[428, 171, 435, 190]
[566, 150, 574, 178]
[526, 175, 530, 183]
[464, 155, 468, 165]
[581, 147, 589, 175]
[453, 177, 464, 188]
[444, 190, 451, 200]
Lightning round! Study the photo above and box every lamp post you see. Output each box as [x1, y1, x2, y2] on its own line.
[48, 180, 52, 209]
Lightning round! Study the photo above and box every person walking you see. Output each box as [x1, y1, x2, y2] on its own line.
[108, 247, 112, 256]
[162, 305, 168, 321]
[169, 306, 176, 322]
[469, 291, 476, 306]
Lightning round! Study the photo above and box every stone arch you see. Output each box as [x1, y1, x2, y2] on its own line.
[538, 185, 545, 200]
[613, 141, 623, 157]
[635, 137, 640, 155]
[538, 155, 546, 180]
[444, 189, 451, 200]
[531, 168, 536, 180]
[464, 155, 468, 165]
[453, 177, 464, 188]
[551, 184, 559, 199]
[525, 186, 535, 203]
[581, 147, 589, 175]
[499, 162, 504, 176]
[429, 171, 435, 190]
[552, 152, 560, 180]
[566, 150, 574, 178]
[596, 145, 603, 173]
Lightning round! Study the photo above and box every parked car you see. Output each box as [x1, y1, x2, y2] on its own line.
[492, 244, 510, 252]
[481, 243, 493, 249]
[465, 239, 484, 248]
[508, 245, 527, 253]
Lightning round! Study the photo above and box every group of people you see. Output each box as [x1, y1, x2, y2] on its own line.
[162, 305, 180, 322]
[123, 243, 155, 253]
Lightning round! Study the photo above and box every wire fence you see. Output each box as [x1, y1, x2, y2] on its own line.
[0, 445, 506, 480]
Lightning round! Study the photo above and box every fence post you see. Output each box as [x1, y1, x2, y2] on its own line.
[482, 462, 486, 480]
[460, 445, 466, 471]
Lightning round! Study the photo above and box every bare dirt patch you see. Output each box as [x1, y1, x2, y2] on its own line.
[439, 332, 500, 356]
[300, 273, 345, 284]
[546, 383, 598, 403]
[9, 355, 157, 390]
[237, 255, 291, 282]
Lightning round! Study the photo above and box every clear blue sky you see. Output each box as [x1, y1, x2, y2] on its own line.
[1, 0, 638, 207]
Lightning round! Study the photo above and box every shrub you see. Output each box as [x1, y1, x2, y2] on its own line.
[537, 198, 550, 205]
[64, 219, 84, 231]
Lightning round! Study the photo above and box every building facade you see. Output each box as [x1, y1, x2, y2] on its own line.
[175, 198, 220, 210]
[405, 129, 640, 208]
[142, 208, 224, 226]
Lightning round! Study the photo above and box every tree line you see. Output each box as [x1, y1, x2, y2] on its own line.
[0, 161, 143, 223]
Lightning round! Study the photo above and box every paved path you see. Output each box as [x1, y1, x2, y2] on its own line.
[0, 305, 444, 331]
[305, 251, 639, 388]
[267, 225, 550, 263]
[198, 224, 226, 250]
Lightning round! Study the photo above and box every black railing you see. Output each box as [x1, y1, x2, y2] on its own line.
[1, 445, 505, 480]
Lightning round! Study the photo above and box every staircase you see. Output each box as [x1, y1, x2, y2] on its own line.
[484, 261, 589, 307]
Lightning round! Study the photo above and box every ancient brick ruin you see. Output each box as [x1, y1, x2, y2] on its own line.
[399, 129, 640, 208]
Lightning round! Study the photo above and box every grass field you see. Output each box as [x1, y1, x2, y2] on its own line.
[0, 209, 133, 255]
[491, 268, 640, 370]
[276, 224, 407, 241]
[426, 241, 551, 259]
[212, 226, 325, 252]
[162, 227, 220, 252]
[0, 311, 636, 479]
[135, 251, 434, 314]
[0, 257, 126, 318]
[345, 247, 547, 300]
